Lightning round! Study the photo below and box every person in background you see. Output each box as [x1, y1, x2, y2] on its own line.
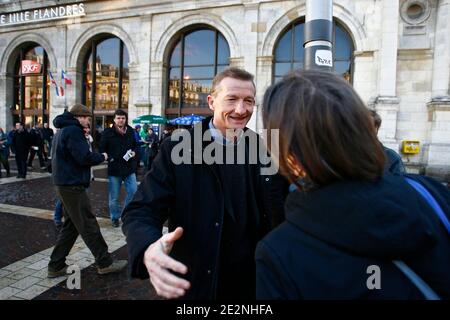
[0, 127, 11, 178]
[7, 126, 15, 155]
[133, 124, 144, 168]
[99, 109, 138, 228]
[370, 110, 406, 175]
[83, 125, 95, 181]
[256, 70, 450, 300]
[42, 122, 54, 159]
[140, 124, 149, 169]
[160, 127, 173, 143]
[27, 123, 46, 170]
[55, 125, 95, 234]
[11, 122, 31, 179]
[48, 104, 127, 278]
[143, 127, 159, 172]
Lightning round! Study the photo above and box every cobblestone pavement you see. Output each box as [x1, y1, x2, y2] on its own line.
[0, 157, 159, 300]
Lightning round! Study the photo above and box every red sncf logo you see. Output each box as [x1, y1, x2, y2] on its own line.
[21, 60, 42, 75]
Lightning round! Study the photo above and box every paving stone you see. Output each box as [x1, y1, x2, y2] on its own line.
[10, 276, 42, 290]
[7, 296, 26, 300]
[0, 269, 12, 278]
[14, 285, 48, 300]
[0, 277, 16, 290]
[0, 286, 22, 300]
[37, 248, 54, 256]
[6, 267, 36, 280]
[27, 259, 50, 271]
[38, 277, 68, 288]
[79, 247, 92, 255]
[22, 253, 47, 264]
[3, 261, 29, 272]
[32, 269, 48, 279]
[66, 252, 91, 261]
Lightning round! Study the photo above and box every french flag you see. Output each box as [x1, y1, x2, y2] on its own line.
[49, 71, 61, 96]
[62, 69, 72, 85]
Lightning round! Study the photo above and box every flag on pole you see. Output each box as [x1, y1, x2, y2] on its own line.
[48, 71, 61, 97]
[61, 69, 72, 85]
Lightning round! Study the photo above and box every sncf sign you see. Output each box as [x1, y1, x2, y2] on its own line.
[21, 60, 42, 75]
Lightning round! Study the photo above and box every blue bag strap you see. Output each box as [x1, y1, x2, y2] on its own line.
[394, 177, 450, 300]
[405, 177, 450, 234]
[392, 260, 440, 300]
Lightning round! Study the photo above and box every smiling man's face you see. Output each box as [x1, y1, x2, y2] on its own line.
[208, 77, 255, 134]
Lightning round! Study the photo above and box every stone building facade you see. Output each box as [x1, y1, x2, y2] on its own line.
[0, 0, 449, 178]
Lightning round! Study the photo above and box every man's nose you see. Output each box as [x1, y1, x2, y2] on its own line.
[234, 100, 246, 115]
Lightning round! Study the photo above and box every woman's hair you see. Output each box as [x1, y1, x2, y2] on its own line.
[262, 70, 385, 189]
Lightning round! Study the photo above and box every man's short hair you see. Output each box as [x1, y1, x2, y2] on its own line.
[211, 67, 255, 96]
[114, 109, 128, 121]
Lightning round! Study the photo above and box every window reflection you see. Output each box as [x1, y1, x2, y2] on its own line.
[168, 28, 230, 112]
[274, 20, 353, 83]
[83, 36, 129, 110]
[13, 45, 50, 118]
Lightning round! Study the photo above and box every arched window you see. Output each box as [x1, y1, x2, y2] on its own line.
[82, 35, 129, 111]
[12, 44, 50, 125]
[273, 19, 354, 83]
[166, 27, 230, 116]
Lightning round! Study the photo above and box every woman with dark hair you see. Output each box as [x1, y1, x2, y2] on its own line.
[256, 70, 450, 299]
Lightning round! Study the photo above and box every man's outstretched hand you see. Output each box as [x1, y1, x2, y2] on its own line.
[144, 227, 191, 299]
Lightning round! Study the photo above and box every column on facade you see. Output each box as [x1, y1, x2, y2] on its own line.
[426, 0, 450, 174]
[352, 51, 376, 104]
[243, 3, 262, 132]
[64, 67, 80, 107]
[49, 66, 67, 129]
[131, 15, 153, 120]
[49, 26, 68, 129]
[254, 55, 274, 133]
[372, 0, 400, 149]
[148, 61, 165, 117]
[0, 72, 14, 130]
[127, 62, 143, 121]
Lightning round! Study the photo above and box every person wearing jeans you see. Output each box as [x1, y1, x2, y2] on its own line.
[108, 173, 137, 224]
[54, 199, 63, 227]
[99, 109, 138, 227]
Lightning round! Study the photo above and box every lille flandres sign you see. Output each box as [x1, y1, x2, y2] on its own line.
[0, 3, 85, 27]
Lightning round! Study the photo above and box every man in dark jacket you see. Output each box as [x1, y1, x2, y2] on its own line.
[42, 122, 54, 158]
[122, 68, 287, 300]
[27, 124, 46, 169]
[47, 104, 127, 278]
[11, 122, 31, 179]
[143, 127, 159, 172]
[99, 109, 138, 228]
